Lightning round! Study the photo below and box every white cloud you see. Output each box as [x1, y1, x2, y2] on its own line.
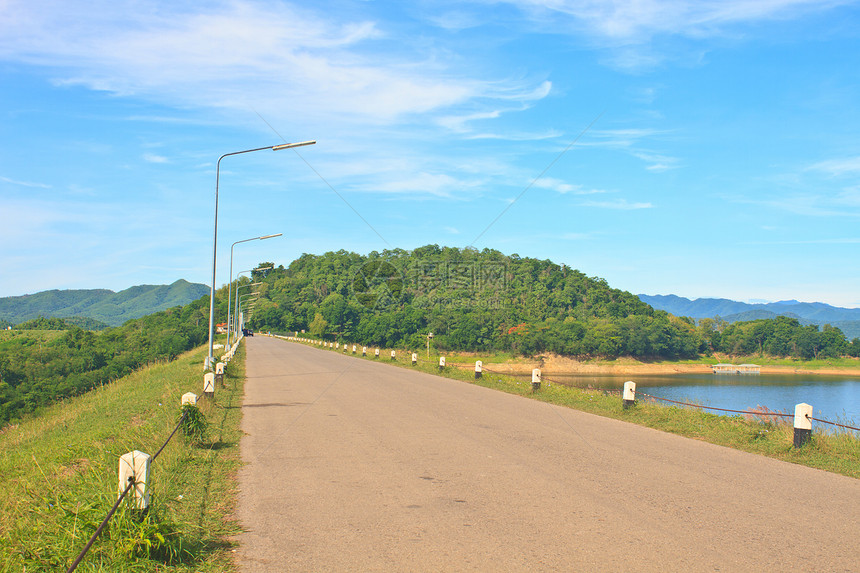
[358, 172, 475, 198]
[143, 153, 169, 164]
[501, 0, 849, 43]
[588, 128, 669, 147]
[581, 198, 652, 209]
[733, 192, 860, 217]
[532, 177, 606, 195]
[560, 232, 590, 240]
[0, 1, 549, 125]
[1, 175, 51, 189]
[809, 156, 860, 176]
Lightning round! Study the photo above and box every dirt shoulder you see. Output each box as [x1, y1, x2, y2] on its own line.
[448, 353, 860, 377]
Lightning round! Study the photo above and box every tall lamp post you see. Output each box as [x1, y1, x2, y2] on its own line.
[227, 256, 276, 348]
[207, 140, 316, 368]
[234, 282, 261, 342]
[237, 292, 260, 335]
[229, 269, 261, 344]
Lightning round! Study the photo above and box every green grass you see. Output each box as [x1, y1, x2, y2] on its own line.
[0, 343, 245, 572]
[290, 336, 860, 479]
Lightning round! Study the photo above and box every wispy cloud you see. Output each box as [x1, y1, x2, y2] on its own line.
[532, 177, 606, 195]
[742, 237, 860, 245]
[494, 0, 850, 71]
[584, 128, 680, 171]
[354, 172, 478, 198]
[501, 0, 848, 42]
[560, 232, 591, 240]
[732, 191, 860, 218]
[143, 153, 169, 164]
[809, 156, 860, 176]
[633, 151, 680, 171]
[581, 198, 653, 210]
[0, 175, 51, 189]
[0, 1, 549, 126]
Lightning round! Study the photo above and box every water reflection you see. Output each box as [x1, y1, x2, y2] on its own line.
[516, 372, 860, 425]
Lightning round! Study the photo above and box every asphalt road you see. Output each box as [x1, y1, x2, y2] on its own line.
[235, 336, 859, 572]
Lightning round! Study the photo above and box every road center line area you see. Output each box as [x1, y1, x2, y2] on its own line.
[235, 336, 859, 572]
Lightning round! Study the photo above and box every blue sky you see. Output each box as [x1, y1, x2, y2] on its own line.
[1, 0, 859, 307]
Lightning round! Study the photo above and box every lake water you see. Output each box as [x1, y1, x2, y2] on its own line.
[518, 372, 860, 429]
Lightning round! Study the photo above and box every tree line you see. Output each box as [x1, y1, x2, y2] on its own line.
[243, 245, 860, 361]
[0, 299, 209, 425]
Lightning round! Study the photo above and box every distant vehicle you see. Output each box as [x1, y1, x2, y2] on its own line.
[242, 328, 254, 337]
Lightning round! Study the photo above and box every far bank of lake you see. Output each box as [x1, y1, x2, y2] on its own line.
[449, 354, 860, 426]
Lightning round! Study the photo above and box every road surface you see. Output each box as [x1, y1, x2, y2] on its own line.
[235, 336, 858, 571]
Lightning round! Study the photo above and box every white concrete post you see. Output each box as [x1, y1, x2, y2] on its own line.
[353, 344, 357, 354]
[532, 368, 541, 392]
[203, 372, 215, 397]
[375, 348, 380, 358]
[439, 356, 446, 371]
[475, 360, 483, 380]
[390, 350, 396, 360]
[623, 381, 636, 409]
[181, 392, 198, 406]
[343, 344, 347, 353]
[794, 403, 813, 447]
[362, 346, 367, 356]
[119, 450, 151, 510]
[215, 362, 225, 385]
[412, 352, 418, 366]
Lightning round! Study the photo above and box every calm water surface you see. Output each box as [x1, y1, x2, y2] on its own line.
[527, 372, 860, 427]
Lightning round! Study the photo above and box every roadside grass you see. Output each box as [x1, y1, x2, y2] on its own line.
[0, 343, 245, 572]
[286, 336, 859, 479]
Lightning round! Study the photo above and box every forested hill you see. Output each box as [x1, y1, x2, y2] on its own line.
[0, 279, 209, 326]
[246, 246, 702, 359]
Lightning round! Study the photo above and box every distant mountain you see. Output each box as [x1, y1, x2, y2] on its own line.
[0, 279, 209, 327]
[639, 294, 860, 340]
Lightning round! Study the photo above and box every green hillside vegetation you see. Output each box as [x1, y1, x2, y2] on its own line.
[0, 298, 210, 426]
[241, 246, 860, 362]
[0, 279, 209, 327]
[13, 315, 111, 331]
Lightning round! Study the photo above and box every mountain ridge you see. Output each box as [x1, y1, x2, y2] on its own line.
[0, 279, 209, 327]
[638, 294, 860, 340]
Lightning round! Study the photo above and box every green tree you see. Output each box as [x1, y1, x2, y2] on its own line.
[309, 312, 328, 338]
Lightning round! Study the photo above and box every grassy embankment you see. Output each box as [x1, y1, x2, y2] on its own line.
[284, 335, 859, 479]
[0, 342, 245, 572]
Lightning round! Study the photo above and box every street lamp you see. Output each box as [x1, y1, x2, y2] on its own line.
[230, 269, 264, 344]
[234, 282, 261, 341]
[237, 292, 260, 335]
[227, 257, 276, 348]
[206, 140, 316, 368]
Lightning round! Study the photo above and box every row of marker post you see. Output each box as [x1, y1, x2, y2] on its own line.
[117, 334, 243, 511]
[621, 380, 815, 448]
[283, 333, 821, 449]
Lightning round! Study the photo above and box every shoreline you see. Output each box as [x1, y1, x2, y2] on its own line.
[447, 353, 860, 377]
